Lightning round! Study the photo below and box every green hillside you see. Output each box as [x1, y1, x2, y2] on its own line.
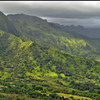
[7, 14, 100, 60]
[0, 12, 100, 100]
[0, 30, 100, 100]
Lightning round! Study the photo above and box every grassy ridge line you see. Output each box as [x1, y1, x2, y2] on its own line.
[57, 93, 92, 100]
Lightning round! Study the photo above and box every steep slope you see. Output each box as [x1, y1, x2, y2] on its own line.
[0, 11, 18, 36]
[0, 30, 100, 100]
[7, 14, 100, 60]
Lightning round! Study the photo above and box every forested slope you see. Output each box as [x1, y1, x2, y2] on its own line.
[0, 11, 100, 100]
[7, 14, 100, 60]
[0, 30, 100, 100]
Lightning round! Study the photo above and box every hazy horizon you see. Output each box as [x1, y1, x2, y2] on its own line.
[1, 1, 100, 28]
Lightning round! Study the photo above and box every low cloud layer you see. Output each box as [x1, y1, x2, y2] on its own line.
[0, 1, 100, 27]
[43, 17, 100, 28]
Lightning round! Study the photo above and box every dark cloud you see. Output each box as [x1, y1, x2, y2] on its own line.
[0, 1, 100, 27]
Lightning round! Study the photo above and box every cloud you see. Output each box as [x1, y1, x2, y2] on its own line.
[0, 1, 100, 27]
[1, 1, 100, 18]
[42, 17, 100, 28]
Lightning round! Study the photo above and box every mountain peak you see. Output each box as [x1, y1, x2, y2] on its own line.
[7, 13, 54, 32]
[0, 11, 6, 17]
[7, 13, 46, 22]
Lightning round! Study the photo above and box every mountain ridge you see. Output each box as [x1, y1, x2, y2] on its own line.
[7, 13, 100, 60]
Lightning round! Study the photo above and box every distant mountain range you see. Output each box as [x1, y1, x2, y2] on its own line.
[49, 22, 100, 39]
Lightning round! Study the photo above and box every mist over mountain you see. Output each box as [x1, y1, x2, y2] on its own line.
[2, 1, 100, 28]
[49, 22, 100, 39]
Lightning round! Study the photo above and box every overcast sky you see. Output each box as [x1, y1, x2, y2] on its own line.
[1, 1, 100, 27]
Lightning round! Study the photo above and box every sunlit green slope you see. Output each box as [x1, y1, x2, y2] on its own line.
[0, 30, 100, 100]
